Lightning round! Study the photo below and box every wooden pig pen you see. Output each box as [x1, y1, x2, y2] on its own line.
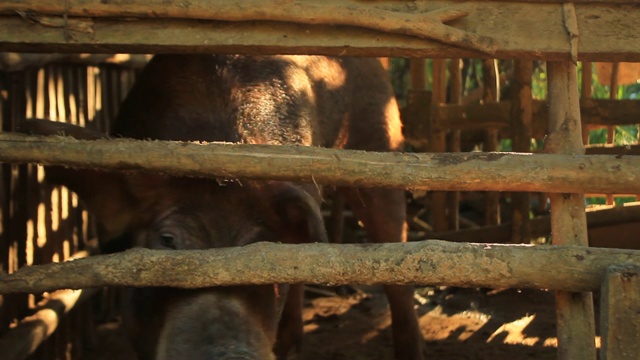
[0, 1, 639, 359]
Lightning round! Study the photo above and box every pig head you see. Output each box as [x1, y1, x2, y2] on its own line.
[21, 119, 326, 360]
[21, 53, 425, 360]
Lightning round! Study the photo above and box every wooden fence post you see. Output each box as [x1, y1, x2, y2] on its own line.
[546, 61, 597, 360]
[600, 265, 640, 360]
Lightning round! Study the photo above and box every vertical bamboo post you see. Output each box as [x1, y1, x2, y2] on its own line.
[546, 61, 597, 360]
[430, 59, 448, 232]
[581, 62, 592, 145]
[510, 60, 533, 243]
[606, 63, 619, 206]
[447, 59, 462, 231]
[482, 59, 501, 226]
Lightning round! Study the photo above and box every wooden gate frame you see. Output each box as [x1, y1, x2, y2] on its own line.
[1, 1, 640, 359]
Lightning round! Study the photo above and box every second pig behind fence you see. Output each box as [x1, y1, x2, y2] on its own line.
[24, 54, 425, 360]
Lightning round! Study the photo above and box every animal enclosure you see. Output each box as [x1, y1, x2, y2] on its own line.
[0, 1, 640, 360]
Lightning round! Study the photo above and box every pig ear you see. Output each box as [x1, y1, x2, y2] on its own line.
[57, 169, 139, 240]
[274, 185, 328, 244]
[19, 119, 137, 239]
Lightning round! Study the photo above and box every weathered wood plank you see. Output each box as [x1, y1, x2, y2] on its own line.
[2, 241, 640, 294]
[0, 1, 638, 60]
[600, 266, 640, 360]
[1, 133, 640, 194]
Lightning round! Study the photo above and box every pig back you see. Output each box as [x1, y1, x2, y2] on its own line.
[112, 54, 403, 152]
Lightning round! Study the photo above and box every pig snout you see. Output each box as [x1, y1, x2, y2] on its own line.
[156, 291, 276, 360]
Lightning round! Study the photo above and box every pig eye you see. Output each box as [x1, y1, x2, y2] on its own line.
[159, 232, 177, 249]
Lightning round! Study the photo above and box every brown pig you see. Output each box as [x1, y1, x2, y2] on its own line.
[22, 54, 425, 360]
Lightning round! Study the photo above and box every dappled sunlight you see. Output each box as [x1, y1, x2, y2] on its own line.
[487, 314, 543, 346]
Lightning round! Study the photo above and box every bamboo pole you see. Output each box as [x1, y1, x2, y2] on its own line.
[1, 133, 640, 194]
[2, 241, 640, 295]
[546, 61, 597, 360]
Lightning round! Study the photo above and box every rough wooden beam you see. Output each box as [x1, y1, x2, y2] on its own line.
[0, 0, 499, 55]
[2, 241, 640, 294]
[1, 133, 640, 194]
[600, 265, 640, 360]
[0, 2, 639, 60]
[546, 61, 596, 360]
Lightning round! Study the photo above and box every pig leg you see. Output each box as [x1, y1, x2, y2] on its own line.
[273, 284, 304, 360]
[341, 187, 426, 360]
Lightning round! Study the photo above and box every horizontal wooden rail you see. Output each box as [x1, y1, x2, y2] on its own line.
[434, 99, 640, 132]
[2, 241, 640, 294]
[433, 204, 640, 244]
[1, 133, 639, 194]
[0, 1, 639, 60]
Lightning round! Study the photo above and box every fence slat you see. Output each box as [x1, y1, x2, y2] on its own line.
[600, 265, 640, 360]
[2, 241, 640, 294]
[1, 133, 640, 194]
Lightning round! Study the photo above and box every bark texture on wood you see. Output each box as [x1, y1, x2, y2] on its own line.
[0, 0, 498, 54]
[0, 2, 640, 61]
[2, 241, 640, 295]
[1, 133, 640, 194]
[546, 61, 596, 360]
[600, 266, 640, 360]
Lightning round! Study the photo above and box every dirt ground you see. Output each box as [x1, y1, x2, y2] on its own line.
[296, 285, 560, 360]
[89, 285, 569, 359]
